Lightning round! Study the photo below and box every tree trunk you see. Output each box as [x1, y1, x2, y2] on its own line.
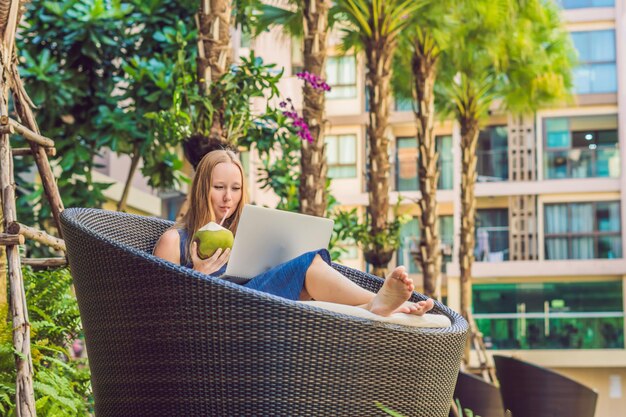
[459, 112, 480, 362]
[117, 145, 141, 212]
[196, 0, 232, 145]
[299, 0, 329, 217]
[412, 38, 441, 299]
[364, 39, 395, 277]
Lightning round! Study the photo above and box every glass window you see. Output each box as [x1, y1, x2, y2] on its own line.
[396, 137, 418, 191]
[395, 97, 413, 112]
[291, 38, 303, 75]
[560, 0, 614, 9]
[476, 209, 509, 262]
[543, 114, 619, 179]
[477, 126, 508, 182]
[474, 280, 624, 350]
[326, 56, 357, 99]
[395, 136, 454, 191]
[438, 136, 453, 190]
[545, 201, 622, 259]
[397, 215, 454, 273]
[571, 30, 617, 94]
[325, 134, 356, 178]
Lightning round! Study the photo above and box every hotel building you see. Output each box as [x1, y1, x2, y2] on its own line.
[238, 1, 626, 416]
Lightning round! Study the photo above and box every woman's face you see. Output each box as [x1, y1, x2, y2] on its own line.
[210, 162, 243, 221]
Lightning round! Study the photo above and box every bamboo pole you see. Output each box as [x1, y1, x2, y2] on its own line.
[7, 222, 65, 252]
[0, 97, 36, 417]
[20, 257, 66, 268]
[0, 232, 24, 245]
[11, 147, 56, 157]
[0, 118, 54, 147]
[11, 64, 65, 237]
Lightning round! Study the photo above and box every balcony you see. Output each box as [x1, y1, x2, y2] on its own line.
[475, 226, 509, 262]
[544, 147, 620, 179]
[477, 149, 509, 182]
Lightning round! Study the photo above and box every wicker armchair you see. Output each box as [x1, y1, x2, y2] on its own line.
[494, 355, 598, 417]
[61, 208, 468, 417]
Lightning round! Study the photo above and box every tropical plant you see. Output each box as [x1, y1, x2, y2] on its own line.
[392, 0, 454, 299]
[0, 268, 91, 416]
[333, 0, 427, 276]
[436, 0, 575, 340]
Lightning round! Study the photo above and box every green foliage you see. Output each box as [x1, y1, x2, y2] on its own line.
[435, 0, 575, 122]
[375, 401, 406, 416]
[16, 0, 197, 223]
[331, 200, 411, 260]
[17, 0, 133, 222]
[0, 268, 90, 416]
[332, 0, 429, 54]
[455, 398, 482, 417]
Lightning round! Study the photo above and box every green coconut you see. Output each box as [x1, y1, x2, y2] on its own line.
[193, 222, 234, 259]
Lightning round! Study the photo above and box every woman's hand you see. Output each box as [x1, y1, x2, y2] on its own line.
[190, 241, 230, 275]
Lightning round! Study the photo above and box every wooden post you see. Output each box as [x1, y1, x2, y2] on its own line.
[11, 147, 56, 157]
[20, 257, 67, 268]
[0, 233, 25, 245]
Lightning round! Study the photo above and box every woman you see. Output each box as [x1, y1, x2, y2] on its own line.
[154, 149, 434, 317]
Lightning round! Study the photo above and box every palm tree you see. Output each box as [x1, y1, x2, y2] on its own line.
[334, 0, 426, 277]
[253, 0, 331, 217]
[438, 0, 575, 356]
[392, 2, 452, 298]
[196, 0, 233, 145]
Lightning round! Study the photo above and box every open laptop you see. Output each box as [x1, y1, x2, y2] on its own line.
[222, 204, 334, 284]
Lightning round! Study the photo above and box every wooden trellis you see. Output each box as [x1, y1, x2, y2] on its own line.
[0, 1, 67, 416]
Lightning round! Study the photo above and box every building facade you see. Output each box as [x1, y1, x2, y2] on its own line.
[243, 1, 626, 416]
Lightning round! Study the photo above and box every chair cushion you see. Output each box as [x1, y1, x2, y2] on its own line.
[300, 301, 452, 328]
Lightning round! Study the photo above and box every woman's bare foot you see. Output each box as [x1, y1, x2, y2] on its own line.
[393, 298, 435, 316]
[366, 266, 414, 316]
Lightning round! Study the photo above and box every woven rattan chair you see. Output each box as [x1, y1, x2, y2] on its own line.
[61, 207, 468, 417]
[494, 355, 598, 417]
[449, 371, 506, 417]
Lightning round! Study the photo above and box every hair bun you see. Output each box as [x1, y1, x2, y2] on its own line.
[183, 134, 238, 169]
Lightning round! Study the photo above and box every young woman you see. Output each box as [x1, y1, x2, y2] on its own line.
[154, 149, 434, 317]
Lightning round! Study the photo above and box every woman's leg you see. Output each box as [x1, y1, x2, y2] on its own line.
[302, 255, 434, 317]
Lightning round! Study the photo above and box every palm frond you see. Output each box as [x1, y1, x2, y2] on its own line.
[253, 3, 303, 38]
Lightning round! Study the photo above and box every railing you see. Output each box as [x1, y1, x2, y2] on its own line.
[544, 147, 620, 179]
[477, 149, 509, 182]
[475, 226, 509, 262]
[475, 310, 624, 349]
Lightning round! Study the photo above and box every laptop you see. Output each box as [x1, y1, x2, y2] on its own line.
[222, 205, 334, 284]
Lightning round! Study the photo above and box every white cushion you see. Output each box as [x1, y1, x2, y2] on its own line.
[299, 300, 451, 328]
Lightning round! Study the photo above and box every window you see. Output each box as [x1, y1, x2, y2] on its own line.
[477, 126, 508, 182]
[544, 201, 621, 259]
[476, 209, 509, 262]
[325, 134, 356, 178]
[543, 114, 619, 179]
[474, 280, 624, 350]
[326, 56, 357, 99]
[571, 30, 617, 94]
[291, 38, 303, 75]
[395, 135, 454, 191]
[560, 0, 614, 8]
[395, 97, 413, 112]
[397, 215, 454, 273]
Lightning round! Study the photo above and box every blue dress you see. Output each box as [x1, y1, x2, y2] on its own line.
[178, 229, 331, 301]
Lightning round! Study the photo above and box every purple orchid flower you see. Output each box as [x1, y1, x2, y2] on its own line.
[296, 71, 331, 92]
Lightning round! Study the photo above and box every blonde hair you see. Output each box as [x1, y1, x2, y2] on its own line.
[178, 149, 249, 264]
